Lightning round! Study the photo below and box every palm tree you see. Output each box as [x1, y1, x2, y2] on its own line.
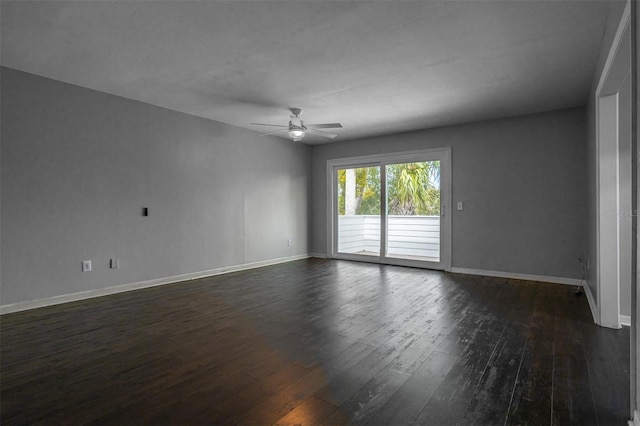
[387, 162, 440, 215]
[338, 166, 381, 215]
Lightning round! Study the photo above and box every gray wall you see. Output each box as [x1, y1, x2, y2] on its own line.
[311, 108, 587, 280]
[1, 67, 311, 305]
[585, 0, 629, 310]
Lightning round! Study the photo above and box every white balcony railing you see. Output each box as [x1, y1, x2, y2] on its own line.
[338, 215, 440, 260]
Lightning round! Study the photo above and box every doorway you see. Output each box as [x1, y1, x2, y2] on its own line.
[327, 148, 451, 271]
[595, 4, 632, 330]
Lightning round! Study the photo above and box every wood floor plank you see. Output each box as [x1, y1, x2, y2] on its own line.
[581, 326, 631, 426]
[551, 288, 599, 425]
[313, 330, 418, 407]
[233, 340, 376, 425]
[327, 366, 410, 425]
[272, 396, 339, 426]
[412, 320, 507, 425]
[505, 335, 554, 425]
[366, 349, 457, 425]
[460, 322, 530, 425]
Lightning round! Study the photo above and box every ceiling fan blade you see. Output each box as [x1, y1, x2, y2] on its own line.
[305, 128, 337, 139]
[251, 123, 288, 128]
[306, 123, 343, 129]
[258, 129, 289, 136]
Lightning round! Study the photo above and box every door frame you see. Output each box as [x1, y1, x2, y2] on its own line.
[595, 0, 631, 330]
[326, 147, 452, 271]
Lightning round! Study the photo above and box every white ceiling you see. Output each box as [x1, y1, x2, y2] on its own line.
[1, 0, 613, 144]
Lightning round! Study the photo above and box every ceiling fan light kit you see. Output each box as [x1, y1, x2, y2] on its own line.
[251, 107, 343, 142]
[288, 128, 305, 140]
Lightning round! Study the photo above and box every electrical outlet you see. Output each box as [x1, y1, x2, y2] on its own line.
[110, 258, 119, 269]
[82, 260, 92, 272]
[287, 238, 292, 247]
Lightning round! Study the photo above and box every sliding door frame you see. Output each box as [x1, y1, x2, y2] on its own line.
[326, 147, 452, 271]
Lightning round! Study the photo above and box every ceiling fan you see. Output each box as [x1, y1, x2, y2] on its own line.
[251, 108, 342, 142]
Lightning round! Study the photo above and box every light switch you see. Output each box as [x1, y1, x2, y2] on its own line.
[457, 201, 463, 211]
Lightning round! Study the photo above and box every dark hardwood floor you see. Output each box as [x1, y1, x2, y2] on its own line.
[0, 258, 630, 425]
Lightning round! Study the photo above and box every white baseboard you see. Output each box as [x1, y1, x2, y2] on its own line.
[583, 283, 599, 325]
[620, 315, 631, 327]
[0, 254, 311, 315]
[449, 267, 583, 286]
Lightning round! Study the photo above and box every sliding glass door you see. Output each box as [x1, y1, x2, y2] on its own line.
[331, 149, 450, 270]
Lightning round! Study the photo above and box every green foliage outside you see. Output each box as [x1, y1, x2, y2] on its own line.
[337, 161, 440, 216]
[337, 166, 380, 215]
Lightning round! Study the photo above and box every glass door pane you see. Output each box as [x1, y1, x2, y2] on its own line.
[385, 161, 440, 262]
[337, 166, 381, 256]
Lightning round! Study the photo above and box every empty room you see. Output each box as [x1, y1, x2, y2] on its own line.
[1, 1, 638, 425]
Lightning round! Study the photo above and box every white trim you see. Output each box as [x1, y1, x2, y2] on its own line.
[0, 254, 310, 315]
[309, 252, 328, 259]
[326, 148, 452, 168]
[620, 315, 632, 327]
[597, 93, 622, 329]
[594, 0, 631, 330]
[631, 410, 640, 426]
[450, 267, 583, 286]
[595, 0, 631, 95]
[326, 159, 334, 259]
[584, 283, 599, 325]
